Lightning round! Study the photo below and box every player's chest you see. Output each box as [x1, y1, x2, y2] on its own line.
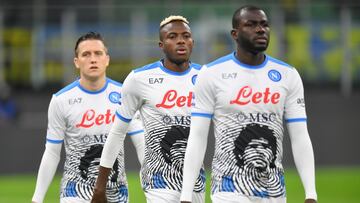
[215, 70, 287, 110]
[64, 96, 120, 129]
[141, 76, 195, 112]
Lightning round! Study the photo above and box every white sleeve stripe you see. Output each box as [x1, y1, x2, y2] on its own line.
[127, 130, 144, 136]
[285, 118, 307, 123]
[191, 112, 213, 118]
[115, 111, 132, 123]
[46, 138, 63, 144]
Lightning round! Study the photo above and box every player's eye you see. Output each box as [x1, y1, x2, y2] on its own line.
[82, 52, 90, 57]
[95, 51, 104, 56]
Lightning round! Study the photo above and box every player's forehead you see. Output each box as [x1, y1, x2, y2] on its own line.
[77, 39, 106, 52]
[239, 9, 268, 23]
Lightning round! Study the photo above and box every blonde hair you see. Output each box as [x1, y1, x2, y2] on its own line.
[160, 15, 189, 28]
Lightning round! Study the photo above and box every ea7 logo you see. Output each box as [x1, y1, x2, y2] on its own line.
[149, 78, 164, 84]
[69, 97, 82, 105]
[222, 73, 237, 79]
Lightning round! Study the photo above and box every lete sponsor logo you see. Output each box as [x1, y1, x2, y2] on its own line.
[156, 90, 193, 109]
[76, 109, 115, 128]
[230, 86, 280, 105]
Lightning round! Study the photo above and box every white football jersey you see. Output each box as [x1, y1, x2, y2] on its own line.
[46, 78, 143, 202]
[192, 52, 307, 198]
[116, 60, 205, 192]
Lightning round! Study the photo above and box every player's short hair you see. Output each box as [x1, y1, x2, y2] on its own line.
[159, 15, 189, 41]
[159, 15, 189, 28]
[74, 31, 107, 56]
[232, 5, 264, 29]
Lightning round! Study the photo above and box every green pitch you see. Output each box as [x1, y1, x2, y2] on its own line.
[0, 167, 359, 203]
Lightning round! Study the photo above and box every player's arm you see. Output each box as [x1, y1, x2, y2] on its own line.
[127, 111, 145, 165]
[32, 95, 64, 203]
[92, 116, 130, 203]
[287, 121, 317, 203]
[32, 142, 62, 203]
[181, 65, 214, 202]
[180, 115, 211, 203]
[92, 71, 140, 202]
[285, 68, 317, 203]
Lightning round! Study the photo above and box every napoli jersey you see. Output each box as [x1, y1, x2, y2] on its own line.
[192, 52, 307, 198]
[46, 78, 143, 202]
[116, 60, 205, 193]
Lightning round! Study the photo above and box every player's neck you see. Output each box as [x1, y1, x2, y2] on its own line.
[79, 76, 107, 92]
[162, 58, 190, 72]
[235, 49, 265, 66]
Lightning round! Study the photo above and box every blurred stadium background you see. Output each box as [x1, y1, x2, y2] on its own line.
[0, 0, 359, 202]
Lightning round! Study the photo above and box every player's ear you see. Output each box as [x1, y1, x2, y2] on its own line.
[231, 29, 238, 40]
[105, 54, 110, 67]
[159, 41, 163, 49]
[74, 57, 80, 69]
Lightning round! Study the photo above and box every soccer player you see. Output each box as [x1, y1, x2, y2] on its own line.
[91, 16, 205, 203]
[181, 5, 317, 203]
[31, 32, 144, 203]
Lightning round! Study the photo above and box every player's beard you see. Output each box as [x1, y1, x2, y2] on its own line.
[166, 53, 189, 66]
[236, 34, 268, 54]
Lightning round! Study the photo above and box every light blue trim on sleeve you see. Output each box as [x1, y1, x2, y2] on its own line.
[127, 130, 144, 136]
[46, 138, 64, 144]
[285, 118, 307, 123]
[191, 112, 213, 119]
[115, 111, 132, 123]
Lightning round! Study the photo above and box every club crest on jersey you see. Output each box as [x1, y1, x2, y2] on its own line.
[268, 70, 281, 82]
[109, 92, 121, 104]
[191, 74, 197, 85]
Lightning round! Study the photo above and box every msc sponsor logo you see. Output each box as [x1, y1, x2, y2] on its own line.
[230, 86, 281, 106]
[237, 112, 278, 123]
[82, 133, 108, 144]
[162, 115, 191, 126]
[149, 77, 164, 84]
[268, 69, 281, 82]
[109, 91, 121, 104]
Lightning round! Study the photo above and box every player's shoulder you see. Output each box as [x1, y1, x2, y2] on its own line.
[206, 53, 234, 68]
[266, 55, 294, 69]
[133, 61, 161, 74]
[190, 62, 202, 70]
[106, 77, 123, 88]
[54, 80, 79, 97]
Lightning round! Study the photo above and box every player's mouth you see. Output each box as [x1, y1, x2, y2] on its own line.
[254, 36, 268, 44]
[89, 66, 99, 71]
[176, 47, 187, 55]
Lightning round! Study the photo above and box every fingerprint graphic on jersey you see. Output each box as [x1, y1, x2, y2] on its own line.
[160, 126, 189, 164]
[79, 144, 119, 182]
[141, 114, 205, 192]
[230, 123, 284, 197]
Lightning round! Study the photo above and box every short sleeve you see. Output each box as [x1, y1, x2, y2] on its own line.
[46, 95, 66, 143]
[284, 68, 307, 122]
[192, 65, 215, 117]
[116, 71, 142, 122]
